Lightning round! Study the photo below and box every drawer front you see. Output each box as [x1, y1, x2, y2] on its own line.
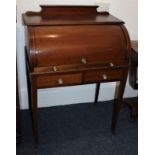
[84, 69, 123, 83]
[33, 25, 127, 67]
[37, 73, 82, 88]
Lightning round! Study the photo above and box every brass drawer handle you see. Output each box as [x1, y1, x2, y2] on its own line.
[81, 58, 87, 64]
[109, 62, 114, 67]
[102, 74, 108, 80]
[58, 78, 63, 85]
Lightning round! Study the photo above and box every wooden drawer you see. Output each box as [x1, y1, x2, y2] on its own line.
[84, 69, 123, 83]
[37, 73, 82, 88]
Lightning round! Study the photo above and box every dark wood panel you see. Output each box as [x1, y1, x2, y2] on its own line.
[129, 41, 138, 89]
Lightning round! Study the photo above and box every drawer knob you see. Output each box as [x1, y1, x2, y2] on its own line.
[81, 58, 87, 64]
[53, 66, 57, 71]
[109, 62, 114, 67]
[102, 74, 108, 80]
[58, 78, 63, 85]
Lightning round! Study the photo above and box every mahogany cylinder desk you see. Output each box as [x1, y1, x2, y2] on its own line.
[23, 5, 131, 143]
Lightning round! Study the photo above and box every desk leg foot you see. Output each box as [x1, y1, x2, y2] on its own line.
[112, 128, 116, 135]
[32, 107, 39, 144]
[112, 99, 121, 134]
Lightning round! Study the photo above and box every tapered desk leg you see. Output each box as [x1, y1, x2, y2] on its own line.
[26, 68, 31, 110]
[31, 78, 39, 144]
[112, 79, 127, 134]
[94, 83, 100, 105]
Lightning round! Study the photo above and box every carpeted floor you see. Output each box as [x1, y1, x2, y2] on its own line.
[16, 101, 138, 155]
